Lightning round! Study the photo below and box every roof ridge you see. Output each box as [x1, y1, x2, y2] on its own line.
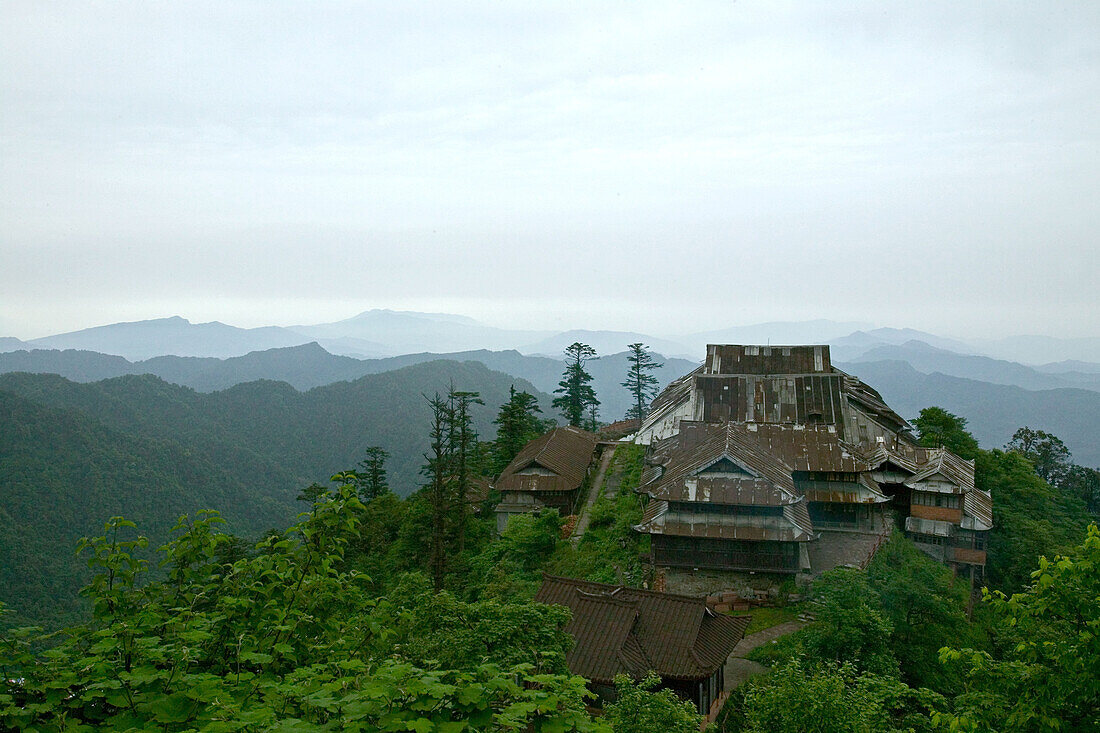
[542, 574, 709, 604]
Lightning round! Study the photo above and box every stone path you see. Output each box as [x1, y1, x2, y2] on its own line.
[570, 444, 617, 544]
[723, 620, 806, 691]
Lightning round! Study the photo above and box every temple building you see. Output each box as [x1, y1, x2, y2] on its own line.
[494, 425, 598, 532]
[633, 345, 992, 588]
[535, 574, 749, 722]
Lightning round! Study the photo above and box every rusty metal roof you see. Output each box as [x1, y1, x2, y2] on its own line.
[634, 499, 815, 542]
[495, 426, 597, 493]
[696, 373, 846, 426]
[904, 449, 975, 493]
[535, 575, 750, 683]
[639, 422, 799, 502]
[748, 424, 870, 472]
[704, 345, 831, 375]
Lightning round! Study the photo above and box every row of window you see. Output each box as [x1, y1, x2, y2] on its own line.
[912, 491, 960, 509]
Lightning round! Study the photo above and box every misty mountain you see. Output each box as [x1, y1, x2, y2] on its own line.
[0, 344, 699, 423]
[681, 320, 873, 355]
[848, 341, 1100, 393]
[0, 360, 551, 496]
[829, 328, 977, 362]
[1034, 360, 1100, 375]
[25, 316, 316, 361]
[970, 335, 1100, 365]
[0, 337, 25, 353]
[840, 360, 1100, 467]
[291, 309, 553, 355]
[518, 330, 693, 360]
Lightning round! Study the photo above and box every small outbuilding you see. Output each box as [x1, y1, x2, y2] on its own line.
[494, 426, 597, 532]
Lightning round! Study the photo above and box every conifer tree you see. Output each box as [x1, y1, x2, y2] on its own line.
[492, 385, 544, 474]
[552, 342, 599, 427]
[621, 342, 662, 422]
[448, 386, 483, 555]
[355, 446, 391, 501]
[422, 392, 453, 591]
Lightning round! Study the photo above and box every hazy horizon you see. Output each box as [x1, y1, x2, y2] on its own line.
[3, 2, 1098, 341]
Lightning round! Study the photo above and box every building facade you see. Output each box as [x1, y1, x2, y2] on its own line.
[634, 345, 992, 584]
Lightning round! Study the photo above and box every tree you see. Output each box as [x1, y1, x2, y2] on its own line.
[1006, 427, 1073, 486]
[912, 406, 980, 460]
[449, 386, 484, 555]
[0, 496, 611, 731]
[799, 568, 898, 677]
[492, 385, 544, 475]
[939, 524, 1100, 732]
[621, 342, 662, 422]
[422, 392, 453, 591]
[553, 342, 599, 428]
[737, 660, 943, 733]
[603, 672, 704, 733]
[354, 445, 391, 501]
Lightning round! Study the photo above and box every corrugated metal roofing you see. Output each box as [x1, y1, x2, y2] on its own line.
[905, 516, 955, 537]
[535, 575, 750, 683]
[634, 500, 815, 542]
[704, 345, 831, 375]
[495, 426, 597, 493]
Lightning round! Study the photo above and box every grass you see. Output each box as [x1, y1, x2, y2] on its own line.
[740, 603, 805, 635]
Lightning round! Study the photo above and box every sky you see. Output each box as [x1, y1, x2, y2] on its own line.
[2, 1, 1098, 340]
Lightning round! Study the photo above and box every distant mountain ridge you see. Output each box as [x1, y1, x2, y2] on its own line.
[838, 360, 1100, 467]
[0, 343, 700, 422]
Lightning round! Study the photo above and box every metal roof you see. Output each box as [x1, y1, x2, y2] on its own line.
[535, 575, 750, 683]
[495, 426, 597, 493]
[703, 344, 831, 375]
[635, 499, 815, 542]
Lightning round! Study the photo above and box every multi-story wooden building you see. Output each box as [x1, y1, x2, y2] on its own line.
[634, 345, 992, 582]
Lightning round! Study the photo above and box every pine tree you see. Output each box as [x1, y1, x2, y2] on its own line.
[621, 342, 662, 422]
[552, 342, 599, 427]
[492, 385, 544, 474]
[355, 446, 391, 501]
[448, 386, 483, 555]
[421, 392, 453, 592]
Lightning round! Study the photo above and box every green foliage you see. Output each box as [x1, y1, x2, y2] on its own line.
[865, 534, 979, 692]
[0, 487, 610, 732]
[938, 524, 1100, 732]
[799, 568, 898, 677]
[604, 672, 704, 733]
[548, 444, 649, 587]
[621, 343, 662, 422]
[979, 449, 1092, 592]
[734, 660, 944, 733]
[493, 385, 546, 475]
[553, 342, 600, 428]
[353, 445, 392, 501]
[913, 407, 980, 460]
[469, 510, 564, 600]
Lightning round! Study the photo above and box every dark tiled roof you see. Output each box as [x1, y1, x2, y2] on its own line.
[495, 426, 597, 493]
[535, 575, 750, 683]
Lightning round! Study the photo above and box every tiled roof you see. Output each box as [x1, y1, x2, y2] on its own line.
[535, 575, 750, 683]
[495, 426, 597, 493]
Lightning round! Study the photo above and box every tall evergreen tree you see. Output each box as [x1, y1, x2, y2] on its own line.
[552, 342, 599, 427]
[621, 342, 662, 422]
[421, 392, 453, 592]
[355, 446, 391, 501]
[448, 386, 483, 555]
[492, 385, 544, 475]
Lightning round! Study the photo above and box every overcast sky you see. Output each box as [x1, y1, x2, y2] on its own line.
[2, 1, 1098, 340]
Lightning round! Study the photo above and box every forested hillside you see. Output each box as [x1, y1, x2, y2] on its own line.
[0, 390, 301, 628]
[0, 361, 552, 629]
[0, 344, 698, 422]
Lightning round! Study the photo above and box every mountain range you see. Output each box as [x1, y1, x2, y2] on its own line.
[7, 311, 1100, 365]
